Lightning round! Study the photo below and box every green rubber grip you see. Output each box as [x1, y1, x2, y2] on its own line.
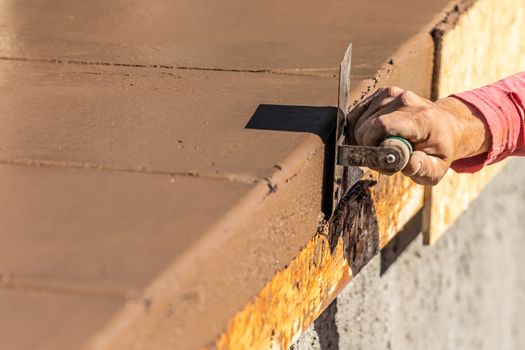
[383, 136, 413, 154]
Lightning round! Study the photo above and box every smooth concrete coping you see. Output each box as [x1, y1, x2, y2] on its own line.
[0, 0, 456, 349]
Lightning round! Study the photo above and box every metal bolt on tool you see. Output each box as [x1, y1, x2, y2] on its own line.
[385, 153, 397, 164]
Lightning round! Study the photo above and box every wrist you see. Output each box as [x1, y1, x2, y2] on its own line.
[436, 97, 491, 160]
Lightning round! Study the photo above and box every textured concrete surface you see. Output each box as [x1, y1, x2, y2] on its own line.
[0, 164, 253, 292]
[0, 0, 458, 348]
[292, 158, 525, 350]
[0, 0, 449, 75]
[0, 60, 336, 179]
[0, 289, 124, 350]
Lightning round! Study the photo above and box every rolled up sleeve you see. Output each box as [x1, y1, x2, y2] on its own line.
[450, 72, 525, 173]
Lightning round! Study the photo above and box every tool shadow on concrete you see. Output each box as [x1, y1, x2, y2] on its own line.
[245, 104, 335, 142]
[246, 104, 336, 215]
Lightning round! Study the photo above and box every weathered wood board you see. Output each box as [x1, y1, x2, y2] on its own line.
[215, 170, 425, 349]
[424, 0, 525, 245]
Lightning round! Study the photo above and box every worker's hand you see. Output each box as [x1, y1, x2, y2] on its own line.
[349, 86, 491, 185]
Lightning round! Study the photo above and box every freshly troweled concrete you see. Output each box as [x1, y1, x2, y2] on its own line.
[0, 289, 124, 350]
[0, 0, 448, 76]
[0, 164, 253, 292]
[293, 158, 525, 350]
[0, 60, 337, 179]
[0, 0, 472, 349]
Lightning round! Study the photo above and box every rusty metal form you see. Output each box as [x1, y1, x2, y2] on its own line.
[425, 0, 525, 244]
[214, 172, 423, 349]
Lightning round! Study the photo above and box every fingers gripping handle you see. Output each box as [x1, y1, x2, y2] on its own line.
[379, 136, 413, 173]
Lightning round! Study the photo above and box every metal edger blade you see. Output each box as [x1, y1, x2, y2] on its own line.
[332, 43, 352, 215]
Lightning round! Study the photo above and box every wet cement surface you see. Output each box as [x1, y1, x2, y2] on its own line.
[0, 0, 452, 348]
[0, 60, 336, 179]
[0, 289, 124, 350]
[0, 164, 252, 292]
[1, 0, 449, 75]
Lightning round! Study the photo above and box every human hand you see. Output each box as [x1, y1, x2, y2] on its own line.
[349, 87, 491, 185]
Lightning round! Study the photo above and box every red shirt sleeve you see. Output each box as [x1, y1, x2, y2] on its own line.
[449, 71, 525, 173]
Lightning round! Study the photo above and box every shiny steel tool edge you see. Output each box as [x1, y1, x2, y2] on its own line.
[332, 43, 352, 215]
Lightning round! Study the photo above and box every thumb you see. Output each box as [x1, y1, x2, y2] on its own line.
[401, 151, 449, 185]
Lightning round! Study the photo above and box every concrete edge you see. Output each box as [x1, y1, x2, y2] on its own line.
[81, 1, 472, 349]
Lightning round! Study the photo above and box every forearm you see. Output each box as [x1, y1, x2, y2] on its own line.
[435, 97, 491, 159]
[449, 72, 525, 173]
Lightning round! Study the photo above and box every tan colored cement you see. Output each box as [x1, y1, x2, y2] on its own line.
[88, 25, 437, 350]
[0, 289, 123, 350]
[87, 130, 330, 350]
[0, 0, 449, 74]
[0, 163, 252, 292]
[0, 0, 460, 349]
[0, 61, 336, 180]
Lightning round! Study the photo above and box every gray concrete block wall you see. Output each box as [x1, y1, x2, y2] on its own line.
[292, 158, 525, 350]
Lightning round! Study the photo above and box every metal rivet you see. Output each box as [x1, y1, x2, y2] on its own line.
[385, 153, 396, 164]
